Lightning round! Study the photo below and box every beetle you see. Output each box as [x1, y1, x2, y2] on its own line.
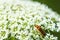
[35, 25, 46, 37]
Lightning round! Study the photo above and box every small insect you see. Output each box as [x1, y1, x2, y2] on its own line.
[35, 25, 46, 37]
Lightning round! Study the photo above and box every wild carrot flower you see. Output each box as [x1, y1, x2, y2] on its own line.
[0, 0, 60, 40]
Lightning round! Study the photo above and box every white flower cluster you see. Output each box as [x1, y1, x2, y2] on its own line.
[43, 33, 58, 40]
[0, 0, 60, 40]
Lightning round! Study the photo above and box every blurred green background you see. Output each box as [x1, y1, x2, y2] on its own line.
[32, 0, 60, 14]
[32, 0, 60, 40]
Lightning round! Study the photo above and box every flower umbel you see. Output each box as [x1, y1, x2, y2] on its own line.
[0, 0, 60, 40]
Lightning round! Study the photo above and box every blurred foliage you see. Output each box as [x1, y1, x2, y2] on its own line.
[32, 0, 60, 14]
[51, 31, 60, 40]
